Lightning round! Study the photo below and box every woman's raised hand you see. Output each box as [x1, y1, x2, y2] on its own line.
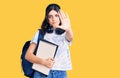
[58, 10, 71, 31]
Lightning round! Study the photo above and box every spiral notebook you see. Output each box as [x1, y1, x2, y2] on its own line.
[32, 39, 58, 75]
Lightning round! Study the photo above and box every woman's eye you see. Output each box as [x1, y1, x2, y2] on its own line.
[55, 14, 58, 17]
[48, 15, 52, 18]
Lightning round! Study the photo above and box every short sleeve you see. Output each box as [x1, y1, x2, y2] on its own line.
[30, 30, 39, 44]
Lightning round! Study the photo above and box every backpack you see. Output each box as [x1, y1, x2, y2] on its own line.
[21, 29, 44, 77]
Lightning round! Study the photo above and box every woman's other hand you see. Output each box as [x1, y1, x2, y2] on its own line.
[42, 58, 55, 68]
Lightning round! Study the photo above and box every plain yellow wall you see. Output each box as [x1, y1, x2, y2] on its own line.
[0, 0, 120, 78]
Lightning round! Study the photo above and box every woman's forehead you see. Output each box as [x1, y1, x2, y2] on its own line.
[48, 10, 58, 15]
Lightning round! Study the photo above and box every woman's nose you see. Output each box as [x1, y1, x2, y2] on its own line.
[52, 16, 56, 21]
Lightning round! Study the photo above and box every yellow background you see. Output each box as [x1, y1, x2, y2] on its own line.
[0, 0, 120, 78]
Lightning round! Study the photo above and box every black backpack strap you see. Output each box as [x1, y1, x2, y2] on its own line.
[34, 29, 44, 55]
[37, 29, 44, 42]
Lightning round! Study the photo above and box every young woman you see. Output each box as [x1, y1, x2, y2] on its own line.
[25, 3, 73, 78]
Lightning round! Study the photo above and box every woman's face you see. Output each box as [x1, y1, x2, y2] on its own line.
[48, 10, 60, 29]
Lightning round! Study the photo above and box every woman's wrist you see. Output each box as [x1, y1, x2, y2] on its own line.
[65, 28, 73, 41]
[66, 28, 71, 32]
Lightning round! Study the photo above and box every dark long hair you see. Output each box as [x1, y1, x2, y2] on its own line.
[41, 3, 61, 34]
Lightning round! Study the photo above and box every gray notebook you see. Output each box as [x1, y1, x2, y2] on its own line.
[32, 39, 58, 75]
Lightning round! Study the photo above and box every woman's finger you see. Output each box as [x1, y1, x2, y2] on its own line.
[66, 12, 70, 19]
[60, 10, 66, 19]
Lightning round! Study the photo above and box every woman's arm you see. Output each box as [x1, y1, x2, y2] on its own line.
[25, 43, 43, 64]
[58, 10, 73, 41]
[66, 28, 73, 41]
[25, 43, 54, 68]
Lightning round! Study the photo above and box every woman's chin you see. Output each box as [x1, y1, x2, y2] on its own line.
[52, 25, 58, 28]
